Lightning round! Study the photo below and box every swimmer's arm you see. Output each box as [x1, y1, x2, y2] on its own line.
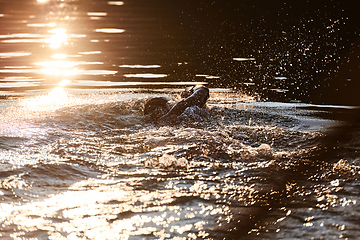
[157, 99, 191, 122]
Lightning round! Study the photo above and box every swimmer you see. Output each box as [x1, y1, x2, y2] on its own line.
[144, 85, 209, 123]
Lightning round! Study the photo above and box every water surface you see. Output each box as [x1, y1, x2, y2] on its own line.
[0, 0, 359, 239]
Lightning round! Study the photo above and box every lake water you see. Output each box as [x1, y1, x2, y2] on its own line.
[0, 0, 360, 239]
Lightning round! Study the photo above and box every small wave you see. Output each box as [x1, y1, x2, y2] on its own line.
[332, 159, 359, 174]
[144, 153, 189, 169]
[48, 98, 147, 131]
[2, 92, 352, 240]
[179, 106, 209, 122]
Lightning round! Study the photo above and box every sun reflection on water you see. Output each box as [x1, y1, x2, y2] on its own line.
[46, 28, 68, 48]
[35, 60, 79, 76]
[47, 79, 72, 103]
[0, 176, 220, 239]
[48, 87, 67, 102]
[51, 53, 68, 60]
[21, 80, 72, 113]
[108, 1, 124, 5]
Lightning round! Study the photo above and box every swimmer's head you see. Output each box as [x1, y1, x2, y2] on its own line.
[181, 86, 194, 98]
[181, 85, 207, 98]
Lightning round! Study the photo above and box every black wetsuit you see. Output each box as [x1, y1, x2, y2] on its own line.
[144, 85, 209, 122]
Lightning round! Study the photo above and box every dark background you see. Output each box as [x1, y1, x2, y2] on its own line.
[0, 0, 359, 105]
[131, 0, 360, 105]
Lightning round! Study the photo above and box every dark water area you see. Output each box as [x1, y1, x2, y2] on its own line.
[0, 0, 360, 239]
[0, 0, 359, 104]
[170, 0, 360, 105]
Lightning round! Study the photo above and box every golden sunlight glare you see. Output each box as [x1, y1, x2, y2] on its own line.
[41, 68, 78, 76]
[36, 61, 74, 68]
[21, 87, 69, 112]
[58, 79, 71, 87]
[49, 87, 66, 100]
[46, 28, 68, 48]
[51, 54, 67, 59]
[35, 61, 79, 76]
